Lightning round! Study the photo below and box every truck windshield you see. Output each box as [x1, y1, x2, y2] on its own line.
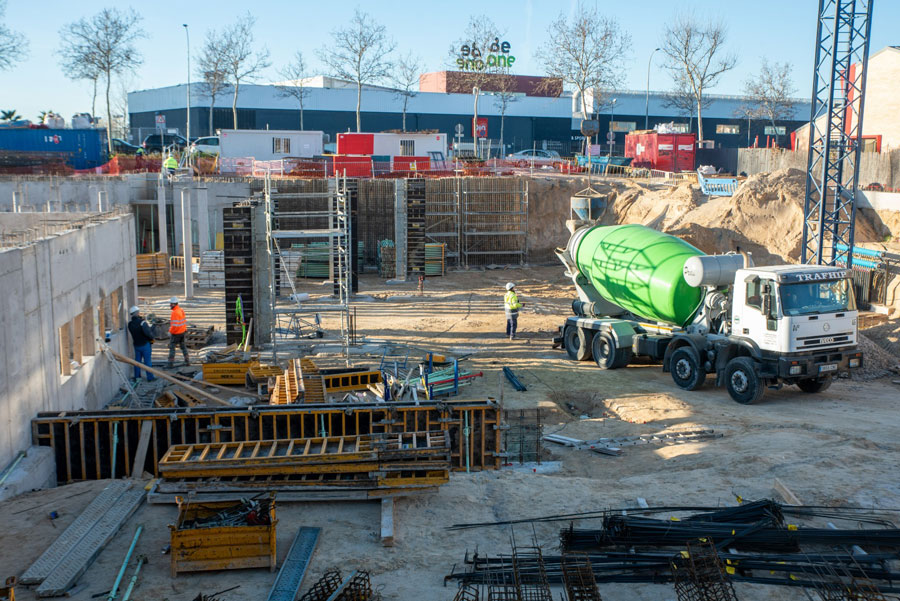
[780, 279, 856, 316]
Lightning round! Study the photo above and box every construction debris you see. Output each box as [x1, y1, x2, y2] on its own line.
[543, 429, 722, 457]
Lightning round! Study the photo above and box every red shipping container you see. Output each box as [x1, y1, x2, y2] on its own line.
[336, 133, 374, 155]
[392, 156, 430, 172]
[625, 132, 696, 172]
[332, 155, 372, 177]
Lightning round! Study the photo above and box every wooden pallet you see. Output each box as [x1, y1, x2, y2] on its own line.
[184, 326, 215, 349]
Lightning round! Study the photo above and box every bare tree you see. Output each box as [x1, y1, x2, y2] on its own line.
[391, 52, 422, 132]
[743, 58, 797, 146]
[660, 13, 736, 142]
[221, 13, 270, 129]
[663, 75, 711, 134]
[537, 5, 630, 119]
[494, 69, 518, 155]
[448, 16, 510, 157]
[58, 8, 145, 152]
[196, 31, 229, 136]
[275, 51, 311, 130]
[319, 8, 395, 132]
[0, 0, 27, 71]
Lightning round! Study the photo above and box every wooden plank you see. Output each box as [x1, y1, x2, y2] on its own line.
[107, 349, 231, 406]
[130, 421, 153, 479]
[59, 322, 71, 376]
[381, 497, 395, 547]
[773, 478, 803, 505]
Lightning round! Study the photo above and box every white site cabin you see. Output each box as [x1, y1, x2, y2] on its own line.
[219, 129, 325, 160]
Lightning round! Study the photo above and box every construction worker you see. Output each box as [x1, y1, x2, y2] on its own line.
[167, 296, 190, 368]
[127, 306, 155, 382]
[163, 152, 178, 175]
[504, 282, 523, 340]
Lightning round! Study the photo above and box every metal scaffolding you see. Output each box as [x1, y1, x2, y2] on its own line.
[264, 172, 352, 362]
[801, 0, 873, 267]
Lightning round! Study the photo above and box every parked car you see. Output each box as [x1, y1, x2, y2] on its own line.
[142, 133, 188, 153]
[111, 138, 144, 155]
[189, 136, 220, 156]
[507, 149, 563, 169]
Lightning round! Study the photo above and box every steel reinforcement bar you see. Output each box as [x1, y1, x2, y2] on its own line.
[32, 400, 502, 483]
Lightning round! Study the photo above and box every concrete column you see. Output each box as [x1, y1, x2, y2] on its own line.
[393, 179, 408, 280]
[181, 188, 194, 300]
[196, 185, 210, 254]
[11, 190, 19, 213]
[252, 202, 273, 345]
[157, 180, 168, 255]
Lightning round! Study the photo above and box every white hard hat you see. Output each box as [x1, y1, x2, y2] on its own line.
[129, 305, 140, 314]
[169, 296, 179, 304]
[506, 282, 515, 290]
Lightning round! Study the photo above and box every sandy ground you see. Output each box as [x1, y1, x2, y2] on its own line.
[3, 265, 900, 601]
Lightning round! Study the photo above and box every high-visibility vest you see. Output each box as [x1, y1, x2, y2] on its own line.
[504, 290, 522, 313]
[164, 156, 178, 169]
[169, 305, 187, 334]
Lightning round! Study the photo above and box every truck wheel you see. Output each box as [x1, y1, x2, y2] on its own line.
[564, 325, 592, 361]
[797, 376, 832, 393]
[592, 332, 631, 370]
[670, 347, 706, 391]
[725, 357, 765, 405]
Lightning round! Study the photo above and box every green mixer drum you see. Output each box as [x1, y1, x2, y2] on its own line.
[574, 224, 705, 326]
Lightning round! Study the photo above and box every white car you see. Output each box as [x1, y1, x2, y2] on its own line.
[190, 136, 220, 156]
[507, 149, 563, 169]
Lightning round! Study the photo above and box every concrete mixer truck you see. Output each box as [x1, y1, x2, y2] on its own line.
[554, 224, 863, 404]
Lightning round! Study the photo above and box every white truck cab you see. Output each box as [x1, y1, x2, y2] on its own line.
[733, 265, 858, 355]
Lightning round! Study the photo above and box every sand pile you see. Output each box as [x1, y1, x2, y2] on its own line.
[605, 168, 881, 264]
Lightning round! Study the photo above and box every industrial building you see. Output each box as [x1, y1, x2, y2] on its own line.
[127, 72, 810, 154]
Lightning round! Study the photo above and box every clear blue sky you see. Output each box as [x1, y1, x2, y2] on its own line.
[1, 0, 897, 121]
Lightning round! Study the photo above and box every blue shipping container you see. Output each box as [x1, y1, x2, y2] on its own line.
[0, 127, 107, 169]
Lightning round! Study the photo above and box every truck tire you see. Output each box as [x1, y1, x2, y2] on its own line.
[670, 347, 706, 391]
[797, 376, 832, 393]
[592, 331, 631, 370]
[564, 325, 592, 361]
[725, 357, 765, 405]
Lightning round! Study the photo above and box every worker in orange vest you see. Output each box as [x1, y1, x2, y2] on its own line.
[166, 296, 190, 368]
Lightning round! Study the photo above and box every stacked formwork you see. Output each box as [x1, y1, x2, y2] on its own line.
[223, 206, 253, 345]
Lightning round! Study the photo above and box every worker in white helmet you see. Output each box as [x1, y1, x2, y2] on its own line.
[127, 306, 155, 382]
[167, 296, 190, 368]
[504, 282, 523, 340]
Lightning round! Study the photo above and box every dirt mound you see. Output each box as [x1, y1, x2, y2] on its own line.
[604, 168, 881, 263]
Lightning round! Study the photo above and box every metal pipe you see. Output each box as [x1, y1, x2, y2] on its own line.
[107, 525, 143, 601]
[645, 48, 660, 130]
[121, 555, 146, 601]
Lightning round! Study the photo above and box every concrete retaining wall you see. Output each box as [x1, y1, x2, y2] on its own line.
[0, 214, 137, 468]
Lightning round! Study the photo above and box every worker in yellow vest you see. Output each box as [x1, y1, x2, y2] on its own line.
[167, 296, 190, 368]
[163, 153, 178, 175]
[504, 282, 523, 340]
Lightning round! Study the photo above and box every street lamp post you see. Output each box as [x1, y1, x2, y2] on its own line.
[472, 86, 480, 160]
[645, 47, 661, 130]
[608, 98, 617, 158]
[183, 24, 191, 168]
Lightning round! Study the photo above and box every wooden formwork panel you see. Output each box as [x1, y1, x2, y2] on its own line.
[32, 401, 503, 483]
